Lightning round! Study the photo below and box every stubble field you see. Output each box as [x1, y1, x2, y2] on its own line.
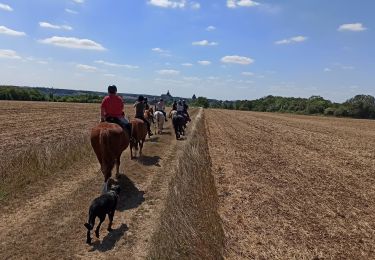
[1, 100, 375, 259]
[206, 109, 375, 259]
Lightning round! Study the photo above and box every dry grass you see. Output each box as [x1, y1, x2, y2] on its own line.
[148, 109, 224, 260]
[0, 134, 92, 200]
[0, 101, 111, 201]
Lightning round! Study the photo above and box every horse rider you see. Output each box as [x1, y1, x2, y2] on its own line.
[100, 85, 132, 136]
[134, 95, 153, 136]
[182, 100, 191, 121]
[156, 98, 168, 122]
[172, 100, 177, 111]
[176, 99, 185, 115]
[144, 97, 150, 110]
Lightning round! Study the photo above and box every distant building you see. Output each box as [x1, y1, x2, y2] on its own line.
[161, 90, 173, 102]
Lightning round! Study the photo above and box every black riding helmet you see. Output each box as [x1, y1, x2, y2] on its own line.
[108, 85, 117, 94]
[138, 95, 144, 102]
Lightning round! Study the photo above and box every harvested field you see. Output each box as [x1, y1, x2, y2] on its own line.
[206, 109, 375, 259]
[0, 100, 205, 259]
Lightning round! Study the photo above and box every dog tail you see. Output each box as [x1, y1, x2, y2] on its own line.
[84, 223, 92, 230]
[84, 210, 95, 230]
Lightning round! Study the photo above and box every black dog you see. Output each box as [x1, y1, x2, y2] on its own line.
[84, 185, 121, 244]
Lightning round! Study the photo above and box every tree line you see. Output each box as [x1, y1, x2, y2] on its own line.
[1, 86, 375, 119]
[191, 95, 375, 119]
[0, 86, 103, 103]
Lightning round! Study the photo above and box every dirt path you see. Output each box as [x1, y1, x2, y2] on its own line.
[0, 110, 197, 260]
[206, 110, 375, 259]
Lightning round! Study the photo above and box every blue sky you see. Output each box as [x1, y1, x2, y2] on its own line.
[0, 0, 374, 102]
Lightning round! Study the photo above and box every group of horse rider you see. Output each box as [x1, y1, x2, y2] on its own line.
[100, 85, 190, 137]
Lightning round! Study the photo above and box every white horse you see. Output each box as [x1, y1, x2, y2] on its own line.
[154, 111, 165, 134]
[169, 110, 177, 119]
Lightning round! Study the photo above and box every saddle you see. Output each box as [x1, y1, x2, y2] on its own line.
[105, 117, 132, 135]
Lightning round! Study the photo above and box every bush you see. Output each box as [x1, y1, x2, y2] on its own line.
[324, 107, 336, 116]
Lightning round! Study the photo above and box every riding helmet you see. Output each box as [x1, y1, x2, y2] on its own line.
[108, 85, 117, 94]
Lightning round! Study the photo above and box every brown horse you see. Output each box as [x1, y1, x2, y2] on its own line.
[90, 122, 130, 193]
[144, 107, 154, 124]
[130, 118, 148, 159]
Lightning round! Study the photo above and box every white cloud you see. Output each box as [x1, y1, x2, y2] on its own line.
[338, 23, 367, 32]
[148, 0, 185, 8]
[0, 49, 21, 59]
[76, 64, 97, 72]
[227, 0, 260, 8]
[39, 36, 106, 51]
[65, 8, 78, 14]
[157, 69, 180, 75]
[221, 55, 254, 65]
[190, 2, 200, 9]
[73, 0, 85, 3]
[242, 72, 254, 76]
[192, 40, 218, 46]
[181, 63, 193, 66]
[198, 60, 211, 65]
[0, 25, 26, 36]
[152, 47, 171, 57]
[148, 0, 200, 9]
[324, 68, 331, 72]
[275, 35, 308, 45]
[39, 22, 72, 31]
[152, 47, 168, 53]
[95, 60, 139, 69]
[0, 3, 12, 11]
[206, 25, 216, 31]
[104, 74, 116, 77]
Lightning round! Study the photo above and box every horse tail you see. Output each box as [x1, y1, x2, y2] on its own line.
[99, 129, 114, 177]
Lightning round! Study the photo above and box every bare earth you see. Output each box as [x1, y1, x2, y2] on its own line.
[0, 101, 197, 259]
[206, 109, 375, 259]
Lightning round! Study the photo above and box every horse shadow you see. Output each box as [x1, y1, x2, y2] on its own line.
[137, 155, 161, 167]
[89, 223, 128, 253]
[160, 131, 172, 135]
[113, 174, 145, 212]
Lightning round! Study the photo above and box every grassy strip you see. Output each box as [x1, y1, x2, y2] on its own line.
[0, 134, 93, 201]
[148, 109, 224, 259]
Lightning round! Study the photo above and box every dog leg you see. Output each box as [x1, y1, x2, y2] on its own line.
[95, 216, 105, 238]
[107, 211, 115, 232]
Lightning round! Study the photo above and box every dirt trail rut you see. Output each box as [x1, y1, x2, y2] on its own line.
[0, 110, 197, 260]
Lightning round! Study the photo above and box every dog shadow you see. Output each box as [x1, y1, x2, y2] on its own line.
[114, 174, 145, 212]
[89, 223, 128, 252]
[137, 155, 161, 167]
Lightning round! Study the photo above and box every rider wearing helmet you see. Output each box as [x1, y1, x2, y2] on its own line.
[172, 100, 177, 111]
[100, 85, 131, 135]
[134, 95, 153, 136]
[144, 97, 150, 110]
[182, 100, 190, 121]
[156, 98, 167, 122]
[176, 99, 184, 115]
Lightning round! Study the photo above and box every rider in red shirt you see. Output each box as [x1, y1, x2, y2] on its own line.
[101, 85, 131, 135]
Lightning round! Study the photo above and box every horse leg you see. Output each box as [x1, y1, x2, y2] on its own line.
[115, 155, 120, 178]
[140, 139, 144, 157]
[102, 175, 110, 194]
